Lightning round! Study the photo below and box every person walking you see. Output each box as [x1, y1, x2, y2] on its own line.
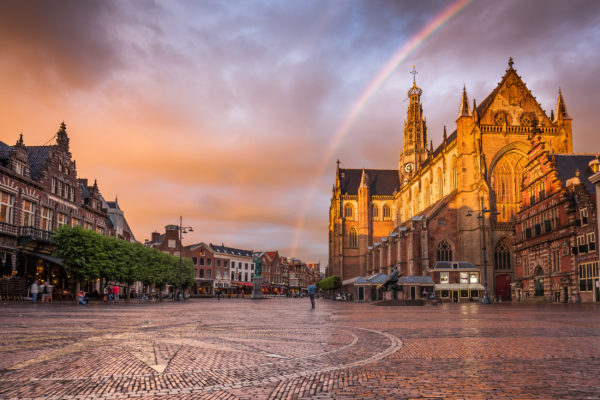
[45, 281, 53, 302]
[308, 283, 317, 309]
[216, 288, 221, 301]
[30, 280, 39, 303]
[113, 284, 119, 302]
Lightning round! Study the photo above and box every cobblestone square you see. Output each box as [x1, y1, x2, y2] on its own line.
[0, 299, 599, 399]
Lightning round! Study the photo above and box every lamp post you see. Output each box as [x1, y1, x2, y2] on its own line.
[466, 197, 499, 305]
[178, 216, 193, 301]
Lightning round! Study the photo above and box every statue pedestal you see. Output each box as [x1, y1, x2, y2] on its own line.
[251, 277, 264, 299]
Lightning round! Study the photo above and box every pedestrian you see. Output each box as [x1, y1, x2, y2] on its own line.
[107, 285, 113, 302]
[41, 281, 50, 303]
[30, 280, 39, 303]
[308, 282, 317, 309]
[216, 288, 221, 301]
[39, 281, 48, 303]
[45, 280, 53, 302]
[103, 286, 108, 302]
[113, 284, 119, 302]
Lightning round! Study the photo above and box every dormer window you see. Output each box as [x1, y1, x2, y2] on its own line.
[15, 161, 26, 176]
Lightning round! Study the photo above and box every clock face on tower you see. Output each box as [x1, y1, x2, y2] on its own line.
[404, 163, 414, 173]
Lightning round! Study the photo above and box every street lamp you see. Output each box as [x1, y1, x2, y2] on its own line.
[178, 216, 193, 301]
[466, 197, 499, 305]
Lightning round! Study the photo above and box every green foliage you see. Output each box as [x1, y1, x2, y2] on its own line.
[52, 226, 195, 287]
[318, 275, 341, 291]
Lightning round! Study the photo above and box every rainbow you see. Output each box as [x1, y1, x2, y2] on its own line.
[289, 0, 475, 258]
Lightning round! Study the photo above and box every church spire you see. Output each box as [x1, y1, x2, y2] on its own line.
[400, 65, 427, 174]
[457, 85, 471, 120]
[553, 88, 572, 122]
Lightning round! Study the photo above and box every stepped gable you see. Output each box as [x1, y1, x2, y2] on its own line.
[339, 168, 400, 195]
[554, 154, 597, 193]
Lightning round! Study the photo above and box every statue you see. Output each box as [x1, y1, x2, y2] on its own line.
[253, 257, 262, 278]
[382, 266, 401, 300]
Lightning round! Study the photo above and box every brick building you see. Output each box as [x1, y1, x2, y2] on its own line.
[210, 244, 254, 293]
[0, 123, 134, 297]
[186, 242, 214, 296]
[514, 130, 598, 302]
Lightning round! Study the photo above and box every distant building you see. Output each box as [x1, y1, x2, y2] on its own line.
[210, 243, 254, 292]
[186, 242, 215, 295]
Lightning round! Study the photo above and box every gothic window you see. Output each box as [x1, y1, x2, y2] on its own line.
[437, 240, 453, 262]
[344, 203, 353, 219]
[491, 151, 526, 222]
[494, 241, 511, 270]
[424, 180, 431, 207]
[437, 168, 443, 199]
[349, 227, 358, 249]
[383, 204, 391, 219]
[372, 204, 379, 219]
[451, 158, 458, 191]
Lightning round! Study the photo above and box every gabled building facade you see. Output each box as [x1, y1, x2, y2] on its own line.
[514, 132, 598, 302]
[0, 123, 134, 297]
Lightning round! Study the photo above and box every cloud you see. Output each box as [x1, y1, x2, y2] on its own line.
[1, 0, 600, 264]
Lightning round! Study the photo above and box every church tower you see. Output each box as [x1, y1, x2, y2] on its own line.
[399, 67, 428, 181]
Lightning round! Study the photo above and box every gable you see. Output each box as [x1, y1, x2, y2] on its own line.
[478, 69, 552, 128]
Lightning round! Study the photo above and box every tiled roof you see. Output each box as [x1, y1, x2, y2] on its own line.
[26, 145, 53, 180]
[339, 168, 399, 195]
[554, 154, 597, 193]
[0, 142, 11, 163]
[367, 273, 389, 285]
[431, 261, 478, 270]
[210, 243, 254, 257]
[397, 276, 434, 284]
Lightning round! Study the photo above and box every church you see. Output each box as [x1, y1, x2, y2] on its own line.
[328, 59, 574, 301]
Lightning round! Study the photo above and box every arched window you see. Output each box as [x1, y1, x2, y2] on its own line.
[437, 240, 453, 261]
[494, 241, 511, 270]
[425, 180, 431, 207]
[451, 158, 458, 191]
[349, 227, 358, 248]
[437, 168, 443, 199]
[383, 204, 391, 219]
[344, 203, 353, 219]
[372, 204, 379, 219]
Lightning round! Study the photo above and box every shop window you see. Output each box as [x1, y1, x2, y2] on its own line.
[440, 272, 449, 284]
[441, 290, 449, 298]
[460, 272, 468, 284]
[460, 290, 469, 298]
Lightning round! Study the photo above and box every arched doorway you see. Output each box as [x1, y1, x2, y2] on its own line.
[534, 267, 544, 297]
[494, 240, 512, 301]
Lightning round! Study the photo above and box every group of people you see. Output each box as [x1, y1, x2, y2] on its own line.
[30, 280, 53, 303]
[103, 284, 120, 302]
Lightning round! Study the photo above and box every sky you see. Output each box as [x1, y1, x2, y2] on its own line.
[1, 0, 599, 266]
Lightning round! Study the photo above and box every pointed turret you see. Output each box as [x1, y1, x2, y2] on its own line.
[553, 89, 572, 123]
[359, 168, 368, 189]
[56, 121, 70, 151]
[456, 85, 471, 120]
[335, 159, 341, 189]
[443, 125, 447, 144]
[472, 99, 479, 124]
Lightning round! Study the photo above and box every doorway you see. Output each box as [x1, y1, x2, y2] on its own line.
[495, 274, 512, 301]
[358, 286, 364, 301]
[410, 286, 416, 300]
[452, 290, 458, 302]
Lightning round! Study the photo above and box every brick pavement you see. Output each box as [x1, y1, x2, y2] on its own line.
[0, 299, 599, 399]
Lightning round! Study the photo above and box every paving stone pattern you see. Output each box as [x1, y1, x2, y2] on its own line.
[0, 299, 599, 399]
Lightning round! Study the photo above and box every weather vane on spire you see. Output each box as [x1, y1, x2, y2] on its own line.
[410, 65, 418, 84]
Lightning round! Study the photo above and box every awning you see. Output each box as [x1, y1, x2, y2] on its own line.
[232, 281, 253, 287]
[434, 283, 485, 291]
[21, 250, 64, 266]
